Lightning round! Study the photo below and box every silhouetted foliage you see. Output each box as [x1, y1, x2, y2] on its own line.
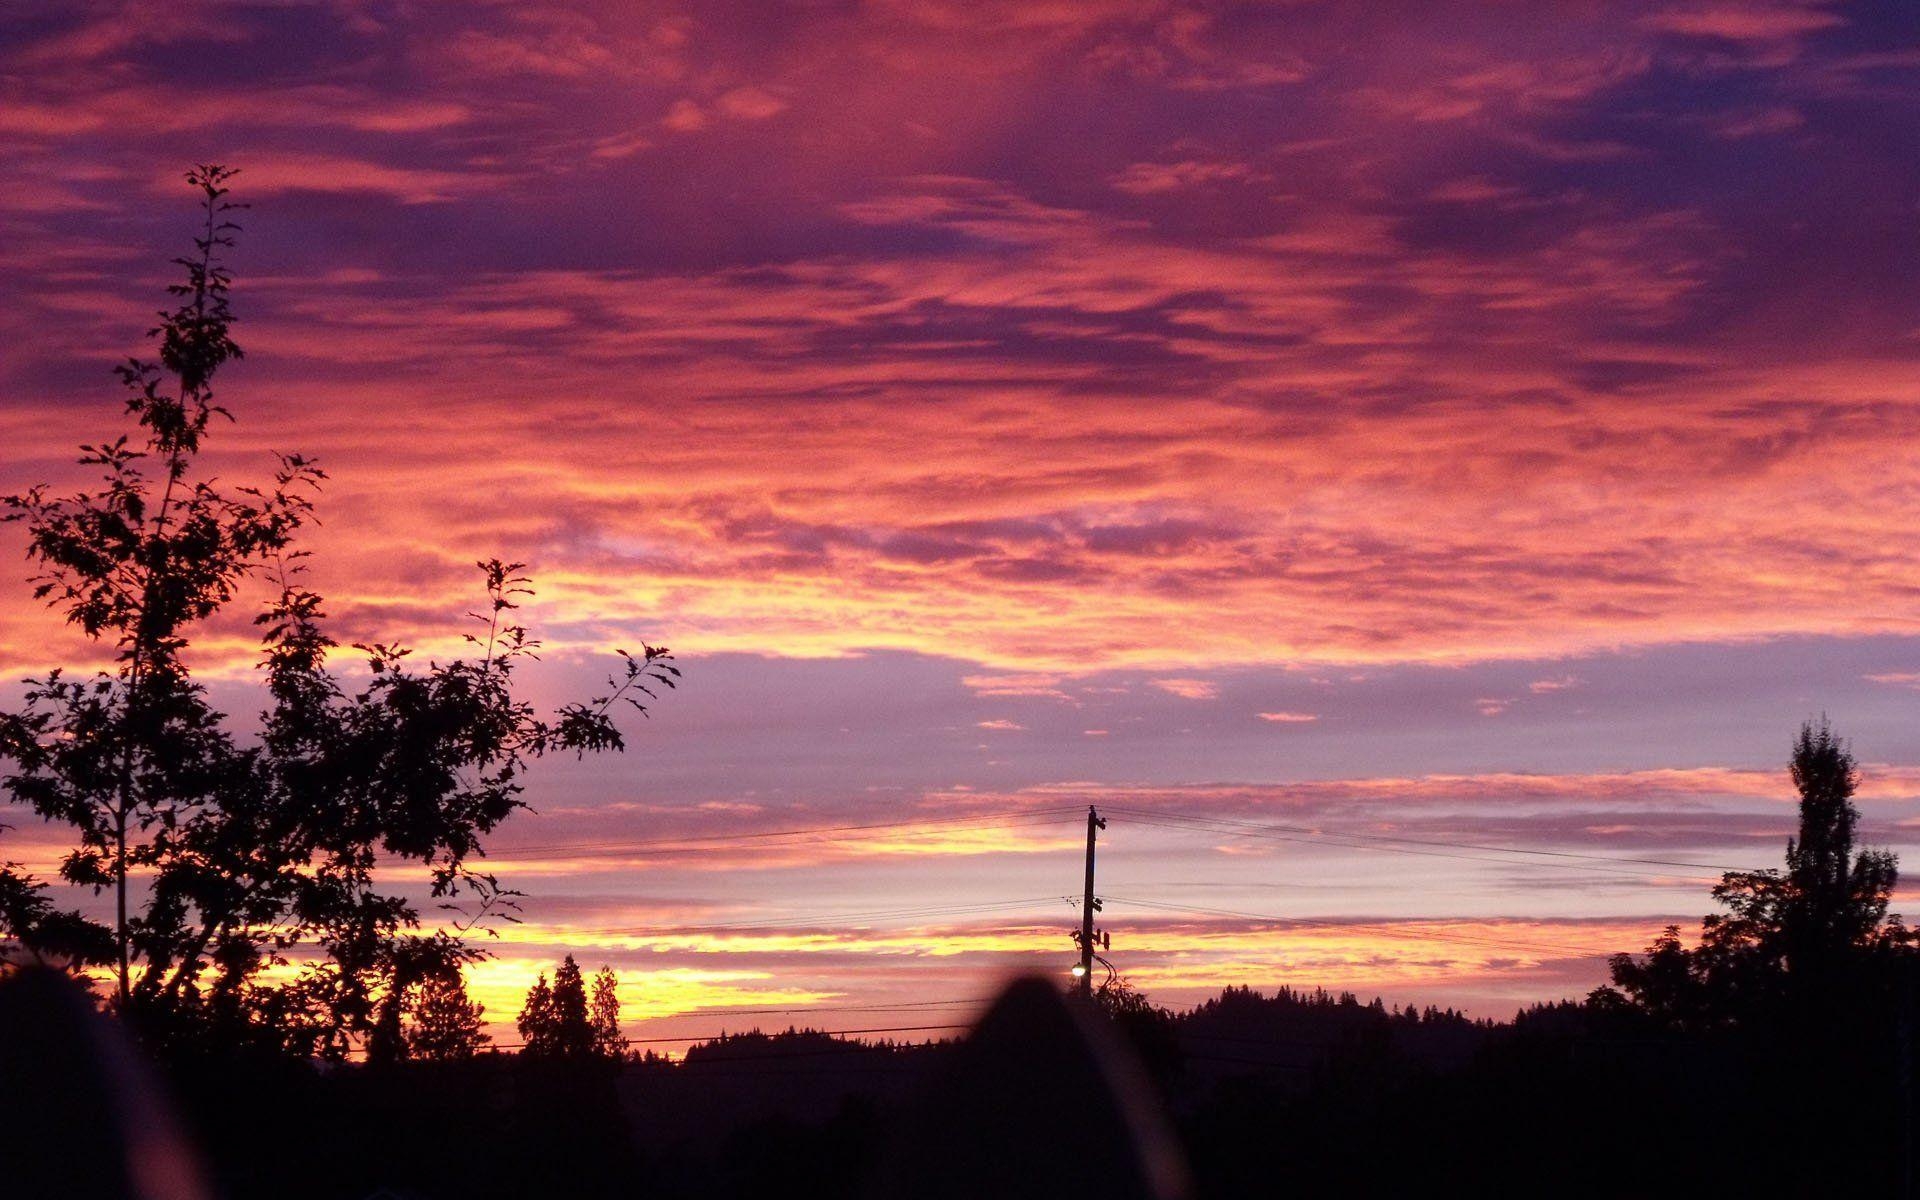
[407, 967, 490, 1062]
[519, 954, 616, 1060]
[1091, 974, 1182, 1089]
[0, 858, 114, 970]
[1596, 717, 1911, 1028]
[518, 973, 555, 1054]
[105, 970, 1920, 1200]
[0, 166, 678, 1059]
[591, 964, 625, 1059]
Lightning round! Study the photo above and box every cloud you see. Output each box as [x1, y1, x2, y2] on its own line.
[661, 98, 710, 132]
[1110, 158, 1260, 194]
[1154, 678, 1219, 700]
[179, 154, 498, 204]
[1257, 711, 1319, 723]
[975, 718, 1025, 731]
[715, 86, 788, 121]
[961, 672, 1075, 701]
[1642, 6, 1847, 42]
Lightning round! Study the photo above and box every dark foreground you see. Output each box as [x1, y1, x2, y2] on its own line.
[32, 978, 1908, 1200]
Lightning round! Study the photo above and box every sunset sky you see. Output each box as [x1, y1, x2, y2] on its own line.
[2, 1, 1919, 1047]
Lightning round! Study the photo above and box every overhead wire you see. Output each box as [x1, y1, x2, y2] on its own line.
[487, 1021, 971, 1051]
[1103, 894, 1629, 959]
[478, 805, 1087, 863]
[437, 799, 1711, 1041]
[516, 895, 1073, 940]
[1102, 806, 1737, 881]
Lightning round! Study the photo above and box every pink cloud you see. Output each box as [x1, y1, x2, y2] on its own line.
[715, 86, 789, 121]
[662, 99, 709, 132]
[1642, 6, 1846, 42]
[1110, 158, 1259, 194]
[174, 154, 498, 204]
[1153, 678, 1219, 700]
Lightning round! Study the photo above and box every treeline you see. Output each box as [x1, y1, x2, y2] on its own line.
[1163, 717, 1920, 1196]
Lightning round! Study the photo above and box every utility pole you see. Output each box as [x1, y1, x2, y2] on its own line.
[1074, 805, 1106, 997]
[1902, 959, 1915, 1200]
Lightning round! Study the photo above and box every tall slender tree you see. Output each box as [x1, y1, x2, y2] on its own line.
[590, 965, 624, 1059]
[548, 954, 595, 1059]
[1, 164, 301, 1007]
[0, 166, 679, 1058]
[1600, 718, 1907, 1026]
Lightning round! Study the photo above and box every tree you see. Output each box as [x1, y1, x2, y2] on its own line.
[590, 965, 624, 1059]
[546, 954, 595, 1059]
[1598, 718, 1908, 1027]
[1090, 974, 1180, 1084]
[518, 973, 556, 1057]
[518, 956, 588, 1059]
[0, 166, 679, 1059]
[408, 968, 490, 1062]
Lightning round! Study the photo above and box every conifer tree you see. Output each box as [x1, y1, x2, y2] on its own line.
[518, 956, 598, 1059]
[409, 968, 490, 1061]
[518, 973, 555, 1057]
[590, 965, 624, 1060]
[548, 954, 595, 1059]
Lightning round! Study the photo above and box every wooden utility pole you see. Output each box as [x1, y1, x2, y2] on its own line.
[1077, 805, 1106, 996]
[1902, 959, 1915, 1200]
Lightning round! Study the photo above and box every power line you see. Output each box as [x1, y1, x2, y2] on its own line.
[641, 996, 993, 1018]
[1105, 804, 1752, 872]
[526, 895, 1071, 939]
[1103, 894, 1629, 959]
[479, 806, 1086, 862]
[1103, 806, 1736, 881]
[489, 1021, 971, 1051]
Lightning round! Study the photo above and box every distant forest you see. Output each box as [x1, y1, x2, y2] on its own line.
[169, 962, 1914, 1199]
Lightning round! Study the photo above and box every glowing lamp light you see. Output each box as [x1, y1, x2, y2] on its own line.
[1070, 963, 1088, 978]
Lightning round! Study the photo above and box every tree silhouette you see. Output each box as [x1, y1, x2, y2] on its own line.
[0, 166, 678, 1059]
[590, 965, 624, 1059]
[517, 955, 619, 1060]
[518, 956, 599, 1059]
[408, 967, 490, 1061]
[1599, 717, 1909, 1026]
[548, 955, 594, 1059]
[518, 973, 556, 1056]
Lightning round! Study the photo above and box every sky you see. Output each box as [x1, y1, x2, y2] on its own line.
[1, 0, 1918, 1048]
